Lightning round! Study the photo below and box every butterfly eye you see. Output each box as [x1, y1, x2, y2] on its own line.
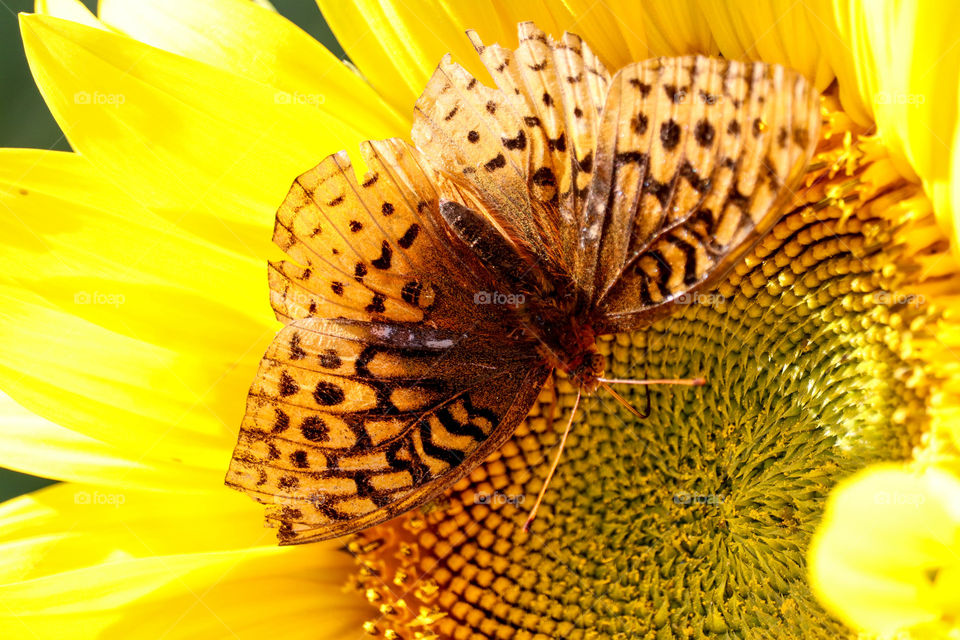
[588, 352, 604, 375]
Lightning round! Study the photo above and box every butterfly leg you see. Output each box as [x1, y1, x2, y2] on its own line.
[542, 373, 559, 442]
[523, 388, 582, 533]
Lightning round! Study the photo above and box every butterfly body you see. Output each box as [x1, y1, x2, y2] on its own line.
[518, 303, 604, 392]
[226, 23, 821, 544]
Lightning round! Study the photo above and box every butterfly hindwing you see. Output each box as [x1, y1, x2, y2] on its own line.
[226, 317, 549, 544]
[582, 56, 821, 331]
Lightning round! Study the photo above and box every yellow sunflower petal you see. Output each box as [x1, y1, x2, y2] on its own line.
[0, 483, 366, 639]
[34, 0, 107, 30]
[559, 0, 718, 67]
[830, 0, 960, 247]
[0, 149, 272, 360]
[0, 149, 277, 483]
[809, 465, 960, 634]
[0, 283, 255, 483]
[0, 483, 276, 578]
[317, 0, 717, 117]
[97, 0, 405, 136]
[699, 0, 835, 92]
[19, 14, 367, 245]
[0, 391, 211, 491]
[316, 0, 495, 115]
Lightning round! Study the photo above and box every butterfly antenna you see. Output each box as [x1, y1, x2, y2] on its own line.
[522, 388, 582, 533]
[597, 377, 706, 386]
[598, 376, 706, 419]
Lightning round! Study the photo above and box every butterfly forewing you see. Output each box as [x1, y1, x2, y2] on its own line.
[583, 56, 821, 331]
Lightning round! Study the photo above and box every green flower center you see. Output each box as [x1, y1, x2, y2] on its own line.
[349, 113, 936, 640]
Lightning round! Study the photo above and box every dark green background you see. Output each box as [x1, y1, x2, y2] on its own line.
[0, 0, 346, 501]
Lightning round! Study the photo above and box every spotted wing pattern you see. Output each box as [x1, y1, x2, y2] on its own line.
[413, 22, 610, 277]
[582, 56, 821, 331]
[270, 138, 477, 326]
[226, 317, 548, 544]
[230, 22, 823, 544]
[228, 138, 550, 544]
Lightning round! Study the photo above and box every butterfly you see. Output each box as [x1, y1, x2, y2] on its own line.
[225, 22, 821, 544]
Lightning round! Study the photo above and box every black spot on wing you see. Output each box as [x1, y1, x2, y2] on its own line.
[483, 154, 506, 172]
[695, 119, 715, 147]
[272, 408, 290, 434]
[660, 119, 681, 151]
[313, 381, 345, 406]
[279, 371, 299, 397]
[398, 224, 420, 249]
[318, 349, 342, 369]
[371, 241, 393, 270]
[289, 333, 306, 360]
[365, 293, 387, 314]
[300, 416, 329, 442]
[503, 130, 526, 150]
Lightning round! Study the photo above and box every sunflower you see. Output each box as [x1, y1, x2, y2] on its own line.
[2, 0, 960, 638]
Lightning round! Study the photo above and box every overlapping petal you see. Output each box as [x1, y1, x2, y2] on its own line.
[0, 391, 210, 492]
[0, 284, 248, 484]
[0, 483, 364, 639]
[831, 0, 960, 249]
[0, 149, 276, 485]
[0, 149, 271, 356]
[315, 0, 721, 118]
[96, 0, 406, 136]
[35, 0, 107, 31]
[19, 14, 372, 250]
[809, 466, 960, 634]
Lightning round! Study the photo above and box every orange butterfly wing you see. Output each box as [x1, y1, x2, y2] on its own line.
[582, 56, 821, 331]
[227, 317, 548, 544]
[413, 26, 820, 331]
[226, 139, 549, 544]
[229, 24, 823, 544]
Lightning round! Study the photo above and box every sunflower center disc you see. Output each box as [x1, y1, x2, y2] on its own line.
[348, 103, 935, 640]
